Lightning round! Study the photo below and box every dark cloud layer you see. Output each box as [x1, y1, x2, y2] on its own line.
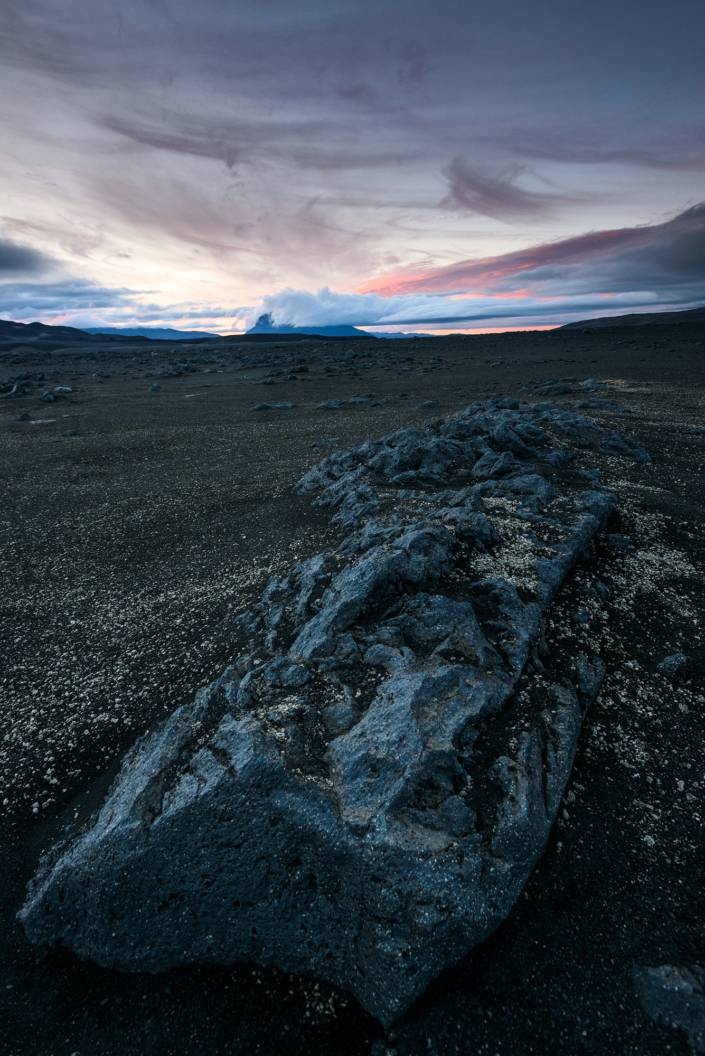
[0, 239, 50, 274]
[102, 118, 244, 171]
[441, 159, 579, 219]
[0, 280, 140, 317]
[3, 0, 704, 182]
[365, 204, 705, 301]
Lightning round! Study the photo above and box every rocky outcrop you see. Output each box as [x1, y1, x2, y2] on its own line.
[19, 400, 624, 1026]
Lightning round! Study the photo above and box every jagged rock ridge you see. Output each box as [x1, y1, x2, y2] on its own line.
[19, 400, 638, 1025]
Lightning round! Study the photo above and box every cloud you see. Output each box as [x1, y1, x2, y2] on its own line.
[0, 279, 142, 318]
[360, 203, 705, 299]
[504, 129, 705, 172]
[237, 203, 705, 328]
[100, 111, 419, 175]
[0, 238, 51, 274]
[1, 0, 704, 316]
[441, 158, 574, 219]
[3, 203, 702, 333]
[0, 275, 251, 330]
[101, 117, 244, 170]
[237, 285, 701, 332]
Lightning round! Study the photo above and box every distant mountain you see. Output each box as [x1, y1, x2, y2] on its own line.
[367, 331, 433, 339]
[0, 318, 145, 353]
[1, 319, 92, 344]
[82, 326, 220, 340]
[560, 306, 705, 329]
[0, 318, 226, 353]
[246, 314, 374, 338]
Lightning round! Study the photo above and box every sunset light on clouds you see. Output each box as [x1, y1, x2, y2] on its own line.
[0, 0, 703, 332]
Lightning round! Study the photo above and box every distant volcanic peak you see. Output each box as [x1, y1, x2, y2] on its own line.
[246, 314, 371, 338]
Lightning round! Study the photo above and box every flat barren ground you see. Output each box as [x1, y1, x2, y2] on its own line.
[1, 324, 704, 1055]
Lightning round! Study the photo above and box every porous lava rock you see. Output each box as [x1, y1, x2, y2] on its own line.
[19, 400, 628, 1025]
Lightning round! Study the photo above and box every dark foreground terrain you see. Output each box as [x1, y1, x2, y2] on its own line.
[1, 324, 704, 1055]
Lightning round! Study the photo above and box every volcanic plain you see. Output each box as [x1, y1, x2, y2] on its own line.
[1, 324, 704, 1055]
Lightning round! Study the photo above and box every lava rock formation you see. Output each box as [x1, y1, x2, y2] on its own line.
[19, 400, 637, 1025]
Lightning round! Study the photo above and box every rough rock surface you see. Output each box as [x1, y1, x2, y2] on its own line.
[633, 965, 705, 1052]
[18, 400, 624, 1026]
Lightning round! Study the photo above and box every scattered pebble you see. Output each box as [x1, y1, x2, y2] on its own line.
[656, 653, 691, 680]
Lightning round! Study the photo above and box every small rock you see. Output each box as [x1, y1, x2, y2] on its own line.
[599, 432, 650, 462]
[18, 412, 33, 421]
[573, 399, 628, 412]
[536, 382, 573, 396]
[323, 701, 358, 735]
[471, 450, 519, 480]
[593, 579, 609, 601]
[149, 383, 162, 392]
[656, 653, 691, 680]
[54, 386, 73, 394]
[61, 429, 77, 437]
[250, 402, 293, 411]
[318, 400, 341, 409]
[606, 534, 631, 551]
[416, 400, 439, 409]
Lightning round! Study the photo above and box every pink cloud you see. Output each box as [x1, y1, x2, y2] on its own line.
[356, 203, 705, 299]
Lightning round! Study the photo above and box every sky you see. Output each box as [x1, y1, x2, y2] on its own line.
[0, 0, 704, 333]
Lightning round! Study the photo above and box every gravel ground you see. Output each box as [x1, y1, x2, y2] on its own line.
[1, 325, 704, 1055]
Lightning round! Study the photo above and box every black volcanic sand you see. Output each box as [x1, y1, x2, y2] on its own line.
[1, 325, 704, 1055]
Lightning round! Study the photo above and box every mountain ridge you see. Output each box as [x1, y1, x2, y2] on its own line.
[82, 326, 220, 340]
[560, 305, 705, 329]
